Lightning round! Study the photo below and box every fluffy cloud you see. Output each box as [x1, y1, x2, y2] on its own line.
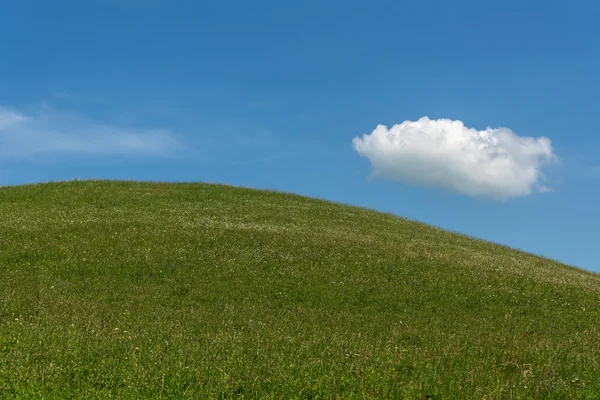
[0, 105, 181, 159]
[353, 117, 557, 201]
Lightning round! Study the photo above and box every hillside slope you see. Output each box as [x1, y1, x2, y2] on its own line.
[1, 180, 599, 399]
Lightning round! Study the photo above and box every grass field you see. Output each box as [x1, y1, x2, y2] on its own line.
[1, 180, 599, 399]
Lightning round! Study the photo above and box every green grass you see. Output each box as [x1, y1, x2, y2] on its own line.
[1, 180, 599, 399]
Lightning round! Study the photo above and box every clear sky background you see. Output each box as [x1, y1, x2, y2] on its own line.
[1, 0, 599, 271]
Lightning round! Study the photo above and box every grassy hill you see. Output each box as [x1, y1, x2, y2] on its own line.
[1, 180, 599, 399]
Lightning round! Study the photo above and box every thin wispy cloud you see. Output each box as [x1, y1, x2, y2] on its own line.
[0, 105, 181, 160]
[353, 117, 558, 201]
[0, 108, 27, 130]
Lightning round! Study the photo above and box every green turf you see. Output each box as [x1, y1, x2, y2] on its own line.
[1, 180, 599, 399]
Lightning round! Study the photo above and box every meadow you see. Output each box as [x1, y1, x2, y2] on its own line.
[1, 180, 599, 399]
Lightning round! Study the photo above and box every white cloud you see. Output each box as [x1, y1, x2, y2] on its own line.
[0, 108, 27, 130]
[0, 105, 181, 159]
[353, 117, 557, 201]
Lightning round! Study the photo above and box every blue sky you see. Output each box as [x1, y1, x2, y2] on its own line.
[1, 0, 599, 271]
